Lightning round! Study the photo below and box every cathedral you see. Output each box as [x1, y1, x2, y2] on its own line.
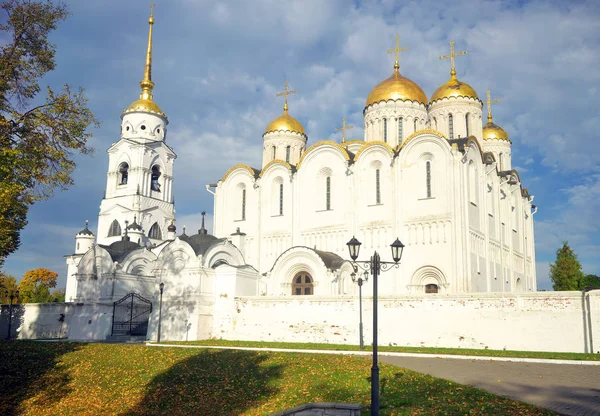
[65, 10, 536, 341]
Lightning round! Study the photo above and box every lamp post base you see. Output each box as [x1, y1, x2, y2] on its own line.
[371, 365, 379, 415]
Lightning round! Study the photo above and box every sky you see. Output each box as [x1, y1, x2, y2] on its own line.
[2, 0, 599, 290]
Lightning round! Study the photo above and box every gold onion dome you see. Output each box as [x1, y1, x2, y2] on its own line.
[264, 81, 305, 136]
[430, 73, 479, 103]
[366, 62, 428, 107]
[123, 6, 166, 118]
[482, 89, 509, 142]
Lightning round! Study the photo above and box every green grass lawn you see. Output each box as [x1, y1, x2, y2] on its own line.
[0, 341, 555, 416]
[161, 339, 600, 361]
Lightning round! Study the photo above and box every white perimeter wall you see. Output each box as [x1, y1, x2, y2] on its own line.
[213, 291, 600, 354]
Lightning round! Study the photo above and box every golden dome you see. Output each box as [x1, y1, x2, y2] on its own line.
[430, 74, 478, 103]
[264, 107, 305, 136]
[124, 99, 165, 117]
[366, 63, 428, 107]
[483, 121, 510, 142]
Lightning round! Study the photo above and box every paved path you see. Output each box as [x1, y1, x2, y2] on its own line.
[380, 356, 600, 416]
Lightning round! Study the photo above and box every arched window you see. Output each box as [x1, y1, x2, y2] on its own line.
[285, 145, 291, 163]
[108, 220, 121, 237]
[465, 113, 470, 137]
[499, 153, 504, 170]
[148, 222, 162, 240]
[241, 188, 246, 220]
[375, 168, 381, 204]
[413, 118, 418, 132]
[426, 161, 432, 198]
[272, 146, 276, 160]
[383, 118, 388, 143]
[119, 163, 129, 185]
[398, 117, 403, 141]
[326, 176, 331, 210]
[151, 165, 161, 192]
[279, 183, 284, 215]
[425, 284, 439, 293]
[448, 114, 454, 140]
[292, 272, 314, 295]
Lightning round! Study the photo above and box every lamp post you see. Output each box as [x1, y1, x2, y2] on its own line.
[346, 236, 404, 416]
[351, 271, 368, 349]
[157, 282, 164, 343]
[4, 290, 20, 340]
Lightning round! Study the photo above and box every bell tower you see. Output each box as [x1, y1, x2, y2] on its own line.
[97, 5, 176, 246]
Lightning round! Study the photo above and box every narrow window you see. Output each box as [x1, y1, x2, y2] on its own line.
[108, 219, 121, 237]
[383, 118, 388, 143]
[241, 188, 246, 220]
[148, 222, 162, 240]
[119, 163, 129, 185]
[465, 114, 470, 137]
[499, 153, 504, 170]
[326, 176, 331, 210]
[448, 114, 454, 140]
[426, 161, 432, 198]
[279, 183, 284, 215]
[151, 166, 161, 191]
[398, 117, 403, 141]
[375, 169, 381, 204]
[433, 117, 437, 130]
[272, 146, 276, 160]
[285, 145, 291, 163]
[413, 118, 418, 132]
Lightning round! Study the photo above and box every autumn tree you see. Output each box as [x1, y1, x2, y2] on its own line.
[0, 0, 99, 267]
[19, 267, 58, 303]
[549, 242, 584, 291]
[0, 271, 19, 303]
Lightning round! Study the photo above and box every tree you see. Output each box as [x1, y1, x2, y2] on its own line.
[0, 0, 99, 267]
[50, 288, 65, 302]
[549, 242, 584, 291]
[19, 267, 58, 303]
[0, 271, 19, 303]
[580, 274, 600, 289]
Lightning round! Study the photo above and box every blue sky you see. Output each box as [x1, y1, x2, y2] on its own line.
[2, 0, 599, 290]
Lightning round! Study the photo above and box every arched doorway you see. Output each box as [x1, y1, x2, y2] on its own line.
[425, 284, 439, 294]
[292, 272, 314, 296]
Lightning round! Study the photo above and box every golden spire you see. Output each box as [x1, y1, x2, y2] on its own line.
[485, 89, 502, 123]
[335, 117, 354, 143]
[387, 34, 407, 72]
[439, 40, 467, 78]
[139, 3, 155, 101]
[276, 81, 296, 112]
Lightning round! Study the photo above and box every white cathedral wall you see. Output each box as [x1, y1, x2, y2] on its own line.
[211, 291, 600, 353]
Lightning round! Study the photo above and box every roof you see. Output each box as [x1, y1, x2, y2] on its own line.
[99, 239, 141, 262]
[179, 232, 226, 256]
[313, 249, 345, 271]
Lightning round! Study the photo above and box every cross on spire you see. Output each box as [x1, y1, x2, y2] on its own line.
[276, 81, 296, 112]
[335, 117, 354, 143]
[439, 40, 467, 77]
[387, 34, 408, 72]
[150, 2, 155, 18]
[485, 89, 502, 123]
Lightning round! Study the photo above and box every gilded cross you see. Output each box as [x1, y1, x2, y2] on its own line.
[276, 81, 296, 111]
[335, 117, 354, 143]
[439, 40, 467, 76]
[485, 89, 501, 122]
[150, 3, 155, 17]
[387, 34, 407, 69]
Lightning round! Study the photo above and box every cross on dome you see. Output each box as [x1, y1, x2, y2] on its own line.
[439, 40, 467, 77]
[276, 81, 296, 112]
[335, 117, 354, 143]
[387, 34, 408, 72]
[485, 89, 502, 123]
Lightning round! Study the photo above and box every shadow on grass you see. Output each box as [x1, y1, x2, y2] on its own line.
[0, 341, 82, 416]
[124, 349, 284, 416]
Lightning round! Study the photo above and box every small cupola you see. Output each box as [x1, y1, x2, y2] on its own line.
[75, 220, 95, 254]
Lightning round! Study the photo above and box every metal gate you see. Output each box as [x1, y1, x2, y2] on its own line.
[111, 293, 152, 336]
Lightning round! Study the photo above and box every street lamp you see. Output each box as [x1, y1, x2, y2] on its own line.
[4, 290, 20, 340]
[157, 282, 164, 343]
[350, 271, 368, 349]
[346, 236, 404, 416]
